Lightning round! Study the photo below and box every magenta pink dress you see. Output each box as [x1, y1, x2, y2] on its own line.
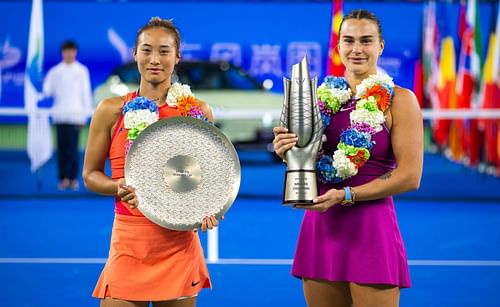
[291, 100, 411, 288]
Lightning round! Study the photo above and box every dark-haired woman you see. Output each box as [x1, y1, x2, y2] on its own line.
[273, 9, 423, 307]
[83, 17, 217, 307]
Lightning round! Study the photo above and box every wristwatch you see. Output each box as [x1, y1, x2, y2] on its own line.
[340, 186, 355, 207]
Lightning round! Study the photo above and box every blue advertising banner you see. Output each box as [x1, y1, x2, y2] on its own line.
[0, 1, 495, 117]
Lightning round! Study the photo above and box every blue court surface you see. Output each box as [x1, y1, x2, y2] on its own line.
[1, 150, 500, 307]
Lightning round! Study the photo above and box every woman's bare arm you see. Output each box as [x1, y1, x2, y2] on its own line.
[82, 98, 123, 195]
[351, 87, 423, 200]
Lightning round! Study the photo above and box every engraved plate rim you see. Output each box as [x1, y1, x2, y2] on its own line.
[125, 116, 241, 230]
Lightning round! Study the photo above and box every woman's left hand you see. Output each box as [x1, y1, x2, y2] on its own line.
[294, 188, 344, 212]
[199, 215, 224, 232]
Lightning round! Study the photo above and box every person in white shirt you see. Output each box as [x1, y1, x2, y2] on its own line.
[43, 40, 93, 190]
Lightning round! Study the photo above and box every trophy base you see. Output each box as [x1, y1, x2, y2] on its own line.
[282, 170, 318, 206]
[283, 199, 315, 206]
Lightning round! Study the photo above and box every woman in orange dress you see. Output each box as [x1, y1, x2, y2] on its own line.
[83, 17, 218, 307]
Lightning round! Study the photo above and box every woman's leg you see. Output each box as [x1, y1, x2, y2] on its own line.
[349, 283, 400, 307]
[303, 278, 352, 307]
[152, 296, 196, 307]
[100, 298, 149, 307]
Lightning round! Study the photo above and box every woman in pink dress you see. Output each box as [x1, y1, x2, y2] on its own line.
[273, 9, 423, 307]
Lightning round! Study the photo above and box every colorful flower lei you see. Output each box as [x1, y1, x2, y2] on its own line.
[123, 96, 159, 155]
[317, 74, 395, 183]
[122, 83, 205, 155]
[166, 83, 204, 119]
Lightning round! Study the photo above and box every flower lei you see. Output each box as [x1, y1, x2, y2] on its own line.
[122, 82, 205, 155]
[166, 83, 204, 118]
[316, 74, 395, 183]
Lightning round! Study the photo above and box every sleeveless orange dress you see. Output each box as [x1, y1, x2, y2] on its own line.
[93, 92, 211, 301]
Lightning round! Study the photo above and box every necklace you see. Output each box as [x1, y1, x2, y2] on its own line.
[316, 74, 395, 183]
[135, 90, 166, 106]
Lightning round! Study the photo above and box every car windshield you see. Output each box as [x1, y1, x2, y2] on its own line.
[113, 62, 263, 91]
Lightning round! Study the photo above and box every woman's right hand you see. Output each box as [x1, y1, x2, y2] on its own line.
[116, 178, 139, 209]
[272, 127, 298, 161]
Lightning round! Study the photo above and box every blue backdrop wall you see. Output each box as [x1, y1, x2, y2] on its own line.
[0, 1, 496, 111]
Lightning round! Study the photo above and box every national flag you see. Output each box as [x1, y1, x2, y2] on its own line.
[326, 0, 344, 76]
[422, 1, 445, 147]
[454, 0, 472, 161]
[480, 4, 500, 167]
[413, 59, 424, 108]
[437, 35, 457, 152]
[457, 0, 482, 166]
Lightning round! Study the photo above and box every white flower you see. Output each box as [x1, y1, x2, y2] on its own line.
[331, 87, 352, 104]
[332, 149, 358, 179]
[350, 109, 385, 132]
[318, 82, 352, 104]
[376, 74, 394, 86]
[123, 109, 159, 129]
[166, 83, 193, 106]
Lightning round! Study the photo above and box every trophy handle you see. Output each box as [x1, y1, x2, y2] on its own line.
[311, 76, 324, 144]
[280, 78, 291, 129]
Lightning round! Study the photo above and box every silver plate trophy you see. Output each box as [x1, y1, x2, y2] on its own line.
[281, 56, 324, 205]
[125, 116, 241, 230]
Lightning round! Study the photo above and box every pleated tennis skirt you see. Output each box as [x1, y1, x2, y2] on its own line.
[93, 214, 211, 301]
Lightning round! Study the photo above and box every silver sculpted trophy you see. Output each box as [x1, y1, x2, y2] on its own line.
[281, 56, 324, 205]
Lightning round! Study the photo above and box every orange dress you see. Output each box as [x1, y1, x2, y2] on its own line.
[93, 92, 211, 301]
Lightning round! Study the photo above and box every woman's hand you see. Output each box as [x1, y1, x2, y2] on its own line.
[294, 188, 345, 212]
[272, 127, 298, 161]
[200, 215, 224, 232]
[116, 178, 139, 209]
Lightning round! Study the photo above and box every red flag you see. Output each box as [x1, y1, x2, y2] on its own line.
[454, 0, 472, 161]
[413, 59, 424, 108]
[326, 0, 344, 76]
[457, 0, 483, 166]
[458, 0, 467, 39]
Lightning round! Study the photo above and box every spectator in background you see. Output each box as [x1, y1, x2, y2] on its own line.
[43, 40, 92, 190]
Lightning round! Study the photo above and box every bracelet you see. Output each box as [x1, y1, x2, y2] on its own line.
[340, 186, 355, 206]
